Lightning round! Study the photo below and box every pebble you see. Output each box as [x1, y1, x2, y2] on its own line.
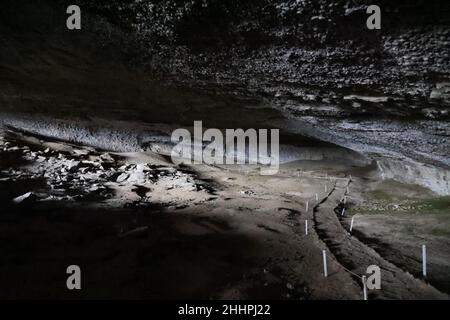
[116, 173, 129, 183]
[13, 192, 36, 204]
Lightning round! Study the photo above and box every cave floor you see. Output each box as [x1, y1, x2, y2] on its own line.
[0, 130, 449, 299]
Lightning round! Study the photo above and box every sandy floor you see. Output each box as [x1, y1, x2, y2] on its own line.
[1, 128, 448, 299]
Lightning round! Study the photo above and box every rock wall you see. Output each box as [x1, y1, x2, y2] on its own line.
[2, 0, 449, 119]
[71, 0, 450, 119]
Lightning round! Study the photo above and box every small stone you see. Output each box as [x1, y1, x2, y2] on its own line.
[72, 149, 89, 156]
[89, 185, 100, 192]
[100, 153, 114, 162]
[116, 173, 129, 183]
[67, 161, 80, 172]
[13, 192, 36, 204]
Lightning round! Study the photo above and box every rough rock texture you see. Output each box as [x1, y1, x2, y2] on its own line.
[3, 0, 449, 120]
[72, 0, 450, 119]
[1, 0, 449, 170]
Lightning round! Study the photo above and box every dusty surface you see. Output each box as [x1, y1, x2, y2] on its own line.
[345, 178, 450, 294]
[1, 128, 448, 299]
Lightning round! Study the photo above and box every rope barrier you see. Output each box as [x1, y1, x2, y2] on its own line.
[307, 174, 374, 282]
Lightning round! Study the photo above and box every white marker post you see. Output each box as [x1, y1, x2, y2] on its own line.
[362, 275, 368, 300]
[350, 216, 355, 232]
[422, 244, 427, 277]
[325, 185, 327, 193]
[315, 193, 319, 201]
[305, 201, 309, 213]
[305, 220, 308, 235]
[346, 186, 349, 194]
[322, 250, 328, 277]
[341, 207, 346, 216]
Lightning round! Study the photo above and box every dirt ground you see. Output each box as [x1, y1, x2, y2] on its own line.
[0, 129, 448, 299]
[345, 178, 450, 294]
